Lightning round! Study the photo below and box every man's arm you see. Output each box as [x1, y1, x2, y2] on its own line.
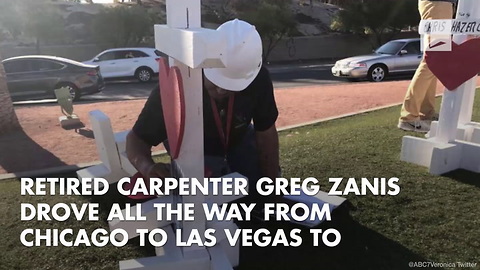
[127, 84, 170, 178]
[255, 124, 280, 179]
[126, 130, 170, 178]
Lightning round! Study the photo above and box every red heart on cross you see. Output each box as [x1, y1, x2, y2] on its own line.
[158, 58, 186, 159]
[425, 38, 480, 91]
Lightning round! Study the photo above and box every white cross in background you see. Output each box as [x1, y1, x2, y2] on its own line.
[401, 0, 480, 174]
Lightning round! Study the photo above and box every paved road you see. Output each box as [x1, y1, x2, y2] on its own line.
[13, 64, 413, 105]
[85, 64, 344, 101]
[270, 63, 343, 88]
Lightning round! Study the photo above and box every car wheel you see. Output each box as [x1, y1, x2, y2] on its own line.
[56, 83, 80, 101]
[135, 67, 153, 82]
[368, 65, 387, 82]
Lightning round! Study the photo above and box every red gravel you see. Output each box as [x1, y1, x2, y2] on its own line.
[1, 78, 478, 175]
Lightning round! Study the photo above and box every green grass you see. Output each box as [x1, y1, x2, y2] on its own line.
[1, 90, 480, 270]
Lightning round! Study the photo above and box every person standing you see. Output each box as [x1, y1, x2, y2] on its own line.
[398, 0, 456, 133]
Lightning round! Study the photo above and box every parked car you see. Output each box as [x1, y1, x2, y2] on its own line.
[331, 38, 422, 82]
[2, 55, 104, 101]
[83, 48, 163, 82]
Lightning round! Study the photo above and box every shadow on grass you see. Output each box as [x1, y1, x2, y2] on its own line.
[442, 169, 480, 189]
[0, 130, 67, 174]
[236, 207, 429, 270]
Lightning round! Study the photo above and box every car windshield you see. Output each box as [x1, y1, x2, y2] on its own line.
[375, 41, 406, 55]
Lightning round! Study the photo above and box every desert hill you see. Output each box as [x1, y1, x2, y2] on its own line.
[51, 0, 340, 44]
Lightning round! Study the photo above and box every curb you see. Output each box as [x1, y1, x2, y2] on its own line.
[268, 63, 334, 74]
[0, 94, 442, 181]
[278, 102, 402, 131]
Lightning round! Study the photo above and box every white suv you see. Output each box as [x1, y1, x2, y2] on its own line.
[84, 47, 162, 82]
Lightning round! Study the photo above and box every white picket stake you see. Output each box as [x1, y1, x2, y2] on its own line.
[76, 110, 130, 184]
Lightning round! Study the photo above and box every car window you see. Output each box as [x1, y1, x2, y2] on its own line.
[3, 60, 31, 73]
[118, 50, 149, 59]
[402, 41, 421, 55]
[3, 61, 18, 73]
[97, 51, 116, 61]
[375, 41, 406, 55]
[30, 60, 65, 71]
[132, 50, 148, 57]
[116, 50, 131, 59]
[154, 50, 164, 57]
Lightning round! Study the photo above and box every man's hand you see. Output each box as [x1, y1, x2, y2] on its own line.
[127, 130, 172, 179]
[144, 162, 171, 178]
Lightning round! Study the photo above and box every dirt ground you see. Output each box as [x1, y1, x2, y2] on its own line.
[1, 78, 478, 175]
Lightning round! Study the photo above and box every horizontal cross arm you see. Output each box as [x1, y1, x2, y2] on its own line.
[155, 26, 227, 69]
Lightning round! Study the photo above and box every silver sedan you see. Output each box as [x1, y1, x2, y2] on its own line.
[331, 38, 422, 82]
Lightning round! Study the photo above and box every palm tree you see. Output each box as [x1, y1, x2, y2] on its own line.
[0, 52, 20, 136]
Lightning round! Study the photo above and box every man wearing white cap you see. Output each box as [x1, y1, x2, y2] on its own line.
[126, 19, 279, 197]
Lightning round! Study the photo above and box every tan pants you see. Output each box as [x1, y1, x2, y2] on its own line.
[399, 1, 453, 122]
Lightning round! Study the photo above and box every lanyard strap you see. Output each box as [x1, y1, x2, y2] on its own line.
[210, 95, 235, 153]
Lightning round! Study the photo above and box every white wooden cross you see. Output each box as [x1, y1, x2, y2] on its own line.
[401, 0, 480, 175]
[116, 0, 244, 269]
[82, 1, 347, 268]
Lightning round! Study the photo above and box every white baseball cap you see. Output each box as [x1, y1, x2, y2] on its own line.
[204, 19, 263, 91]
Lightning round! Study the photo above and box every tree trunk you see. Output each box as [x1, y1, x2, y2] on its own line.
[0, 52, 21, 136]
[263, 33, 285, 63]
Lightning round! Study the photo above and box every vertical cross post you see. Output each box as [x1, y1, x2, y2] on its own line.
[456, 0, 480, 126]
[434, 0, 480, 143]
[163, 0, 205, 252]
[154, 0, 229, 254]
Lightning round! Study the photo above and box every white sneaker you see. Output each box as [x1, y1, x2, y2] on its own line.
[398, 120, 431, 133]
[421, 113, 439, 121]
